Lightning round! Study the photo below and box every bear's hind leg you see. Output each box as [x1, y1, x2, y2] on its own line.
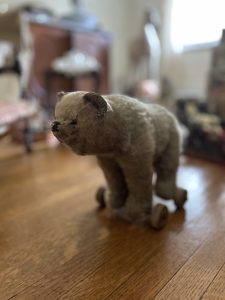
[154, 160, 178, 201]
[154, 141, 187, 209]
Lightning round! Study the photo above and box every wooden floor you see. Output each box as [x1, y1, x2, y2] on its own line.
[0, 143, 225, 300]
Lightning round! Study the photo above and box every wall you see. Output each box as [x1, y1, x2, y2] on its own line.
[132, 0, 213, 98]
[162, 0, 213, 98]
[83, 0, 136, 92]
[164, 49, 212, 99]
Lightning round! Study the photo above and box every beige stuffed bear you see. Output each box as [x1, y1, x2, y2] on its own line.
[51, 91, 187, 229]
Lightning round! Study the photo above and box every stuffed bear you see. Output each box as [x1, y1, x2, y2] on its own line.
[51, 91, 187, 229]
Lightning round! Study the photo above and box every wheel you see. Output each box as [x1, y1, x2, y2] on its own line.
[174, 188, 188, 209]
[150, 204, 168, 230]
[96, 187, 106, 209]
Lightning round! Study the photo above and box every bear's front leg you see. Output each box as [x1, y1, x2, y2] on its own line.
[118, 156, 153, 222]
[97, 157, 128, 209]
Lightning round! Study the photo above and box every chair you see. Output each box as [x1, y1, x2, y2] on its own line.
[0, 49, 36, 152]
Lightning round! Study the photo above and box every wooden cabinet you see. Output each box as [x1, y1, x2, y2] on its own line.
[72, 31, 111, 93]
[28, 16, 112, 107]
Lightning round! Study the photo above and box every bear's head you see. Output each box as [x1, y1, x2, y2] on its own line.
[51, 91, 116, 155]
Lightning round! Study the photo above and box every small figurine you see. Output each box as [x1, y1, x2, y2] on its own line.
[51, 91, 187, 229]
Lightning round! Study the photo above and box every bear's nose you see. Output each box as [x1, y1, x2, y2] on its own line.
[51, 121, 60, 132]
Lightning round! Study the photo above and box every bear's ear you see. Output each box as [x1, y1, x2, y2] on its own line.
[83, 92, 108, 117]
[57, 91, 67, 101]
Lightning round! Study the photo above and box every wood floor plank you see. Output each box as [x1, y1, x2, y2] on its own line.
[152, 229, 225, 300]
[0, 144, 225, 300]
[201, 265, 225, 300]
[0, 147, 106, 299]
[107, 163, 225, 300]
[8, 161, 225, 299]
[0, 191, 102, 297]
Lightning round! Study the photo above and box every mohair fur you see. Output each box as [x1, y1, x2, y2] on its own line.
[52, 91, 181, 222]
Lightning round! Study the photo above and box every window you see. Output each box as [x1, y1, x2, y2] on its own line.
[171, 0, 225, 51]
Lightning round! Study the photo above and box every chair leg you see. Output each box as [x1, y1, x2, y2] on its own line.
[23, 118, 33, 153]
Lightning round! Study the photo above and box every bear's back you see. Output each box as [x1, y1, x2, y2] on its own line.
[105, 94, 179, 157]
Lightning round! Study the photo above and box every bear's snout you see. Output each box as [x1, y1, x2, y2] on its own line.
[51, 121, 60, 132]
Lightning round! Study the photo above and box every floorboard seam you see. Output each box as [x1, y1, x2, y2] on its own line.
[199, 260, 225, 300]
[151, 242, 203, 300]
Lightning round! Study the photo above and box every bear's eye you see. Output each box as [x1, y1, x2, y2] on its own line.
[70, 119, 77, 125]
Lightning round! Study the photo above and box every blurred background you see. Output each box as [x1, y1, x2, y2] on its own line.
[0, 0, 225, 162]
